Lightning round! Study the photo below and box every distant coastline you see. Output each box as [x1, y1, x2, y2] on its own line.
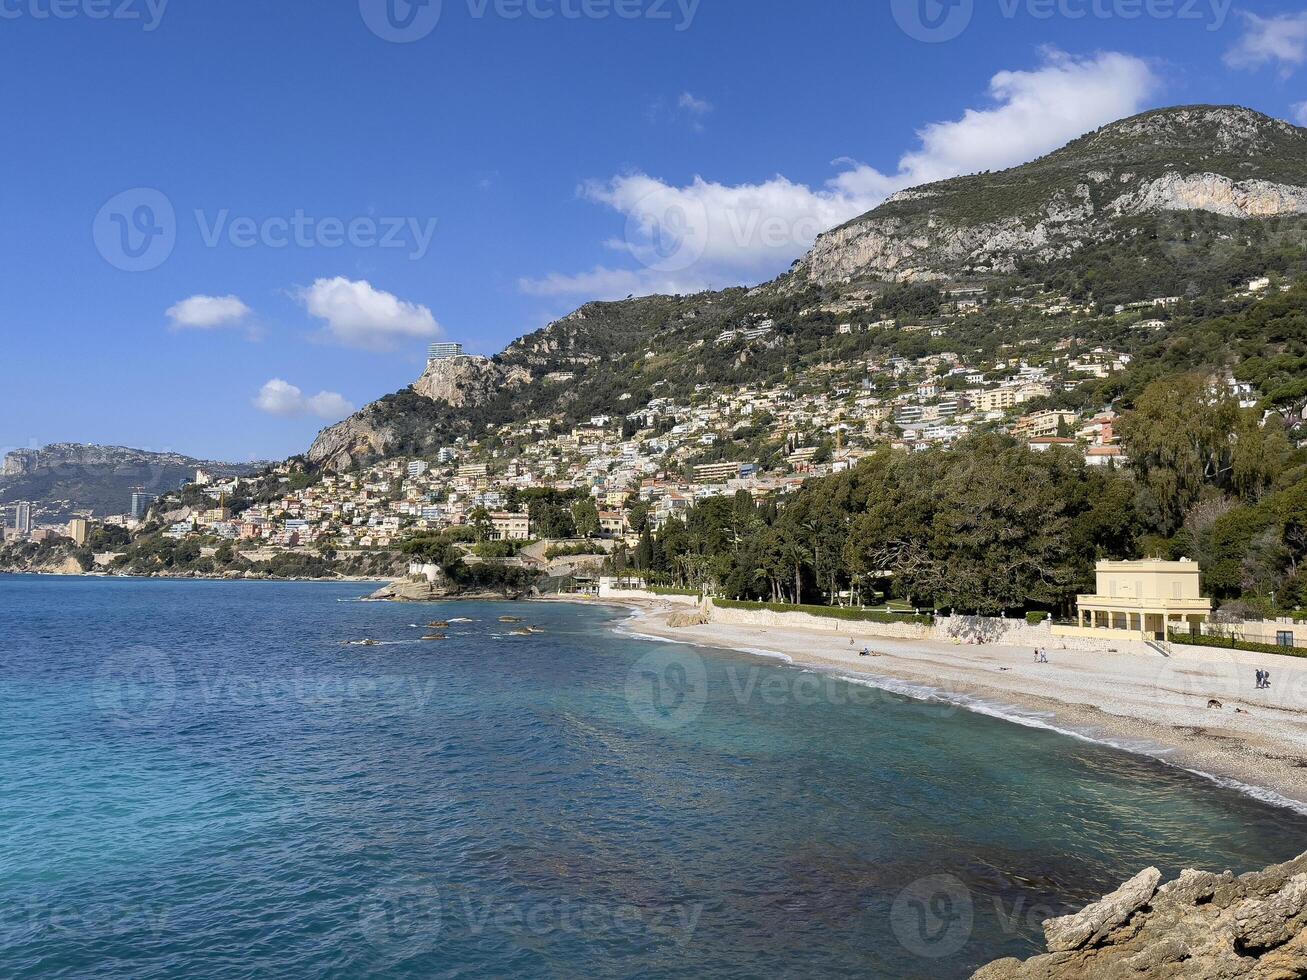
[0, 569, 391, 585]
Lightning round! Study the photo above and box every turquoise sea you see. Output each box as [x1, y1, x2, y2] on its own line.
[2, 574, 1304, 978]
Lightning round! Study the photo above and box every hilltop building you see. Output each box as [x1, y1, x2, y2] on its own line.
[428, 343, 465, 362]
[130, 492, 157, 521]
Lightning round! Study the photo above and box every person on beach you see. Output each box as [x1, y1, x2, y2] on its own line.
[1256, 669, 1264, 689]
[1039, 651, 1049, 663]
[1264, 670, 1272, 690]
[860, 646, 871, 658]
[1034, 649, 1040, 663]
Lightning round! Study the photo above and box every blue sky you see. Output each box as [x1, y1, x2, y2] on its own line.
[2, 0, 1306, 461]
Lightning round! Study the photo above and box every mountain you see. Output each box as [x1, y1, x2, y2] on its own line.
[309, 105, 1307, 471]
[796, 105, 1307, 286]
[0, 444, 268, 519]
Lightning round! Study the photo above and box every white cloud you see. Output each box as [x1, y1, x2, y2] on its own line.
[522, 50, 1158, 300]
[1225, 12, 1307, 74]
[297, 277, 440, 350]
[166, 294, 251, 330]
[1294, 101, 1307, 126]
[647, 91, 715, 133]
[678, 92, 713, 115]
[253, 379, 354, 420]
[894, 49, 1158, 186]
[677, 91, 713, 131]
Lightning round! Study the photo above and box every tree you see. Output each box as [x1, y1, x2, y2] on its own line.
[634, 526, 655, 572]
[469, 506, 495, 543]
[528, 500, 576, 539]
[572, 498, 600, 538]
[1119, 374, 1241, 534]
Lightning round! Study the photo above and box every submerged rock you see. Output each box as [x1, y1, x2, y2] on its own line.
[971, 852, 1307, 978]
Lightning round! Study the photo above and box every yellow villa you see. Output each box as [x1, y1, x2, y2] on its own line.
[1061, 559, 1212, 641]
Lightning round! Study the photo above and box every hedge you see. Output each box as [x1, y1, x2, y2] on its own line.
[649, 585, 700, 597]
[1026, 611, 1050, 625]
[1168, 630, 1307, 659]
[714, 598, 934, 626]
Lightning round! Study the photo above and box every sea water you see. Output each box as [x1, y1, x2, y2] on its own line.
[2, 575, 1304, 978]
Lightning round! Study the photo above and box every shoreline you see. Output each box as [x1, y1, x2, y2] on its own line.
[0, 570, 392, 585]
[548, 595, 1307, 814]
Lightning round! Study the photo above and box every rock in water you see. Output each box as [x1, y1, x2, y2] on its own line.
[971, 851, 1307, 978]
[369, 579, 448, 602]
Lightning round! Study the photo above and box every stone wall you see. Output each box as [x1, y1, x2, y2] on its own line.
[597, 585, 701, 607]
[702, 605, 1156, 653]
[935, 614, 1057, 647]
[705, 600, 933, 640]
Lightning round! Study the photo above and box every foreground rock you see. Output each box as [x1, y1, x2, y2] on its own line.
[667, 611, 709, 628]
[972, 851, 1307, 978]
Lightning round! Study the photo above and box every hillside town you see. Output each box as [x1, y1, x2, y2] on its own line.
[2, 276, 1289, 562]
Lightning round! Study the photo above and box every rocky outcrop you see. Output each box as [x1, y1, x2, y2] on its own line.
[368, 576, 530, 602]
[1113, 174, 1307, 221]
[796, 211, 1071, 284]
[412, 356, 530, 408]
[971, 851, 1307, 979]
[306, 413, 396, 473]
[0, 545, 88, 576]
[308, 356, 531, 472]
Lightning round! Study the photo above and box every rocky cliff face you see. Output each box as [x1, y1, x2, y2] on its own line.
[306, 414, 398, 472]
[411, 356, 530, 407]
[795, 106, 1307, 285]
[1112, 174, 1307, 220]
[308, 356, 531, 472]
[972, 850, 1307, 978]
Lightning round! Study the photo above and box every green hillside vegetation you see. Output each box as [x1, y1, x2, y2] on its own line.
[615, 280, 1307, 617]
